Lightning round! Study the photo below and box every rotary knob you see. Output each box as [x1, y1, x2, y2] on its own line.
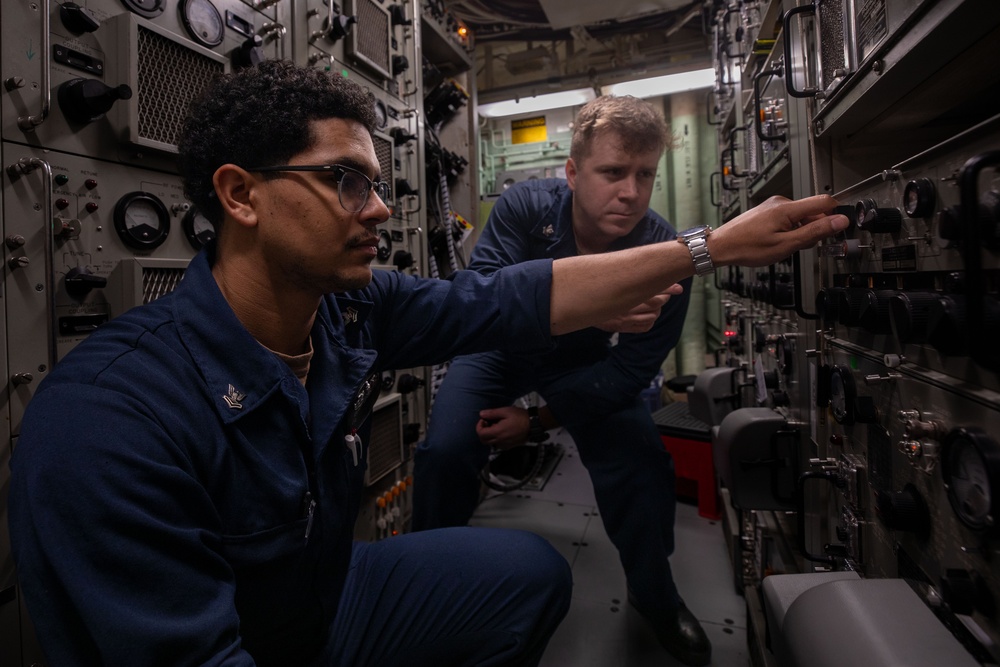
[393, 250, 414, 271]
[325, 14, 356, 41]
[816, 287, 844, 326]
[927, 295, 968, 355]
[855, 198, 902, 233]
[64, 266, 108, 299]
[859, 289, 895, 335]
[889, 291, 937, 344]
[232, 35, 265, 70]
[874, 484, 929, 538]
[58, 78, 132, 124]
[837, 288, 873, 327]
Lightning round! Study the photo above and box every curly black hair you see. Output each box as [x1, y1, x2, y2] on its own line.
[177, 60, 377, 226]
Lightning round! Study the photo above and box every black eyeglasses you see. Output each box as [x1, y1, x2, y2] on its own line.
[245, 163, 391, 212]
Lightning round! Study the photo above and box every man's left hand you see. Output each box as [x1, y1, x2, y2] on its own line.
[476, 406, 530, 450]
[595, 283, 684, 333]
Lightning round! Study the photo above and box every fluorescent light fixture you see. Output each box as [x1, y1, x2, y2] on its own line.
[602, 68, 716, 98]
[478, 87, 597, 118]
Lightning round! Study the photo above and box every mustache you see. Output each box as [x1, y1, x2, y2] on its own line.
[347, 233, 380, 247]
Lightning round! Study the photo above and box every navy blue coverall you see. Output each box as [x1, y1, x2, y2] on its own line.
[413, 178, 692, 614]
[9, 247, 571, 667]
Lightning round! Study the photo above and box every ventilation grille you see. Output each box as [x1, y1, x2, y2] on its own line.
[347, 0, 392, 79]
[136, 25, 225, 151]
[818, 1, 848, 94]
[367, 397, 403, 485]
[372, 132, 394, 200]
[142, 267, 186, 303]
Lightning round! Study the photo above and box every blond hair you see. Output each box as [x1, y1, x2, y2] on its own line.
[570, 95, 673, 164]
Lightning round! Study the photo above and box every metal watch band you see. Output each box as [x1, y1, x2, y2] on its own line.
[685, 234, 714, 276]
[527, 406, 547, 443]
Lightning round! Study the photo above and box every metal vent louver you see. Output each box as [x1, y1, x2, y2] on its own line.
[136, 25, 226, 150]
[142, 267, 186, 303]
[818, 1, 849, 96]
[366, 395, 403, 485]
[346, 0, 392, 79]
[372, 132, 394, 200]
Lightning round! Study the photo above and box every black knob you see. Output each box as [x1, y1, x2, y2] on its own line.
[393, 250, 414, 271]
[904, 178, 936, 218]
[854, 395, 879, 424]
[837, 288, 873, 327]
[979, 189, 1000, 250]
[389, 127, 417, 145]
[859, 289, 895, 334]
[856, 199, 902, 233]
[60, 1, 101, 34]
[927, 295, 968, 355]
[64, 267, 108, 299]
[817, 287, 843, 326]
[232, 35, 265, 70]
[771, 389, 790, 407]
[58, 78, 132, 124]
[773, 274, 793, 308]
[833, 204, 858, 230]
[389, 5, 412, 26]
[874, 484, 929, 539]
[939, 206, 962, 241]
[391, 55, 409, 76]
[325, 15, 356, 41]
[889, 291, 937, 344]
[940, 569, 996, 617]
[396, 373, 425, 394]
[394, 178, 418, 197]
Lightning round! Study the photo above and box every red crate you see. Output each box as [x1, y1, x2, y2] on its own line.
[660, 434, 720, 520]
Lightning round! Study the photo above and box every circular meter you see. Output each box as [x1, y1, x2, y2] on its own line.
[182, 206, 217, 251]
[943, 428, 1000, 531]
[377, 229, 392, 261]
[903, 178, 936, 218]
[829, 365, 857, 425]
[121, 0, 166, 19]
[181, 0, 225, 48]
[114, 192, 170, 250]
[373, 99, 388, 129]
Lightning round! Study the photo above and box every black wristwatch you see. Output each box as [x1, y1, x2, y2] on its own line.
[677, 225, 714, 277]
[527, 406, 547, 443]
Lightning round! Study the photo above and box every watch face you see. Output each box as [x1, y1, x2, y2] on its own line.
[679, 225, 709, 241]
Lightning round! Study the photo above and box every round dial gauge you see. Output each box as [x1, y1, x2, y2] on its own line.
[829, 365, 856, 425]
[121, 0, 166, 19]
[114, 192, 170, 250]
[904, 178, 936, 218]
[181, 0, 225, 48]
[943, 428, 1000, 531]
[182, 206, 217, 251]
[373, 99, 388, 129]
[377, 229, 392, 261]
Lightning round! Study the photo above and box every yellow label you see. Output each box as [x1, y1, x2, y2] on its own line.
[511, 116, 548, 144]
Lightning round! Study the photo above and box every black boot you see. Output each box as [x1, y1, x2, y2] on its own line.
[629, 590, 712, 666]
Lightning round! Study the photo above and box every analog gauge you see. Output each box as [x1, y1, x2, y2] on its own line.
[182, 206, 217, 251]
[113, 192, 170, 250]
[373, 99, 388, 129]
[381, 368, 396, 392]
[829, 365, 856, 425]
[943, 428, 1000, 531]
[121, 0, 166, 19]
[181, 0, 225, 48]
[377, 229, 392, 261]
[904, 178, 936, 218]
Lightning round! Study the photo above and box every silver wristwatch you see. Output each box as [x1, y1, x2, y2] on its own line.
[677, 226, 714, 277]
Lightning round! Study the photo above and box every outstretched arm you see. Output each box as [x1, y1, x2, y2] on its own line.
[549, 195, 846, 335]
